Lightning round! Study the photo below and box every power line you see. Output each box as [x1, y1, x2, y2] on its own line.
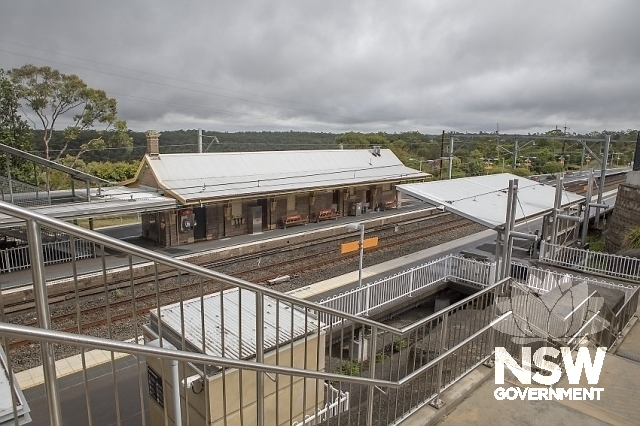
[0, 46, 390, 127]
[0, 38, 398, 123]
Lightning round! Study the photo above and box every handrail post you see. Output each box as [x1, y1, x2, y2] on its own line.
[27, 219, 62, 426]
[483, 285, 500, 368]
[366, 325, 378, 426]
[430, 313, 448, 409]
[256, 291, 264, 426]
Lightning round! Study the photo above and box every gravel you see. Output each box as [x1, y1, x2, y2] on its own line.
[9, 215, 486, 371]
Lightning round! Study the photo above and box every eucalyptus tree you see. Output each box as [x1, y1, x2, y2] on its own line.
[0, 69, 32, 181]
[9, 64, 131, 165]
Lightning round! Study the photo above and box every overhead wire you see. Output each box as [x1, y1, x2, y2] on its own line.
[0, 38, 398, 122]
[0, 45, 393, 127]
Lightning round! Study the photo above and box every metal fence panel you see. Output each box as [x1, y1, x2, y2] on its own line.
[540, 241, 640, 281]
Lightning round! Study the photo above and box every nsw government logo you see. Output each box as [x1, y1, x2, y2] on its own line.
[492, 276, 608, 401]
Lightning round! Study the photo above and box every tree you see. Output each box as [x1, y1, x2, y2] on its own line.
[0, 69, 33, 181]
[9, 64, 132, 164]
[541, 161, 564, 174]
[335, 132, 390, 149]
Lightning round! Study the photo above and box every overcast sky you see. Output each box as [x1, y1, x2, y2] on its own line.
[1, 1, 639, 135]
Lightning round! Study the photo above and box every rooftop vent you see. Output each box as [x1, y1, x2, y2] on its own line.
[371, 146, 381, 157]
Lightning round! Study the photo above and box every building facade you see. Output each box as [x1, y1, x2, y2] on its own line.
[125, 131, 429, 247]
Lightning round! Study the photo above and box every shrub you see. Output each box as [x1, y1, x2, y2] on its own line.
[338, 360, 361, 376]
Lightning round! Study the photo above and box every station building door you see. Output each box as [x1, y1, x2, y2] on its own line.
[194, 207, 207, 240]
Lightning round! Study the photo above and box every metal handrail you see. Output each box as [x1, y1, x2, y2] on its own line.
[0, 200, 512, 339]
[396, 311, 512, 386]
[399, 277, 509, 333]
[0, 201, 398, 334]
[0, 322, 400, 389]
[0, 311, 513, 390]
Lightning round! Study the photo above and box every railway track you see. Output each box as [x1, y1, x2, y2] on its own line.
[6, 172, 627, 357]
[7, 214, 477, 350]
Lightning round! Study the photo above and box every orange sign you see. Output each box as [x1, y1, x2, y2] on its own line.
[341, 236, 379, 254]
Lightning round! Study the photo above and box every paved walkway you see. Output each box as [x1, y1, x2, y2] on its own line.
[428, 311, 640, 426]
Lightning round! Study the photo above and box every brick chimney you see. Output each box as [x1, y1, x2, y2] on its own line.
[146, 130, 160, 156]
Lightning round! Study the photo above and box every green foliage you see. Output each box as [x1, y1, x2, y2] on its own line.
[624, 226, 640, 249]
[9, 64, 131, 163]
[111, 288, 124, 300]
[541, 161, 564, 174]
[393, 338, 407, 352]
[587, 234, 606, 252]
[512, 167, 532, 177]
[44, 155, 138, 189]
[0, 69, 33, 181]
[338, 360, 361, 376]
[375, 352, 388, 363]
[461, 158, 485, 176]
[335, 131, 389, 149]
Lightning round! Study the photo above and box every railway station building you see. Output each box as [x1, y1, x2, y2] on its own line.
[123, 131, 430, 247]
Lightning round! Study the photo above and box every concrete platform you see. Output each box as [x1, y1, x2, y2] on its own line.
[434, 379, 608, 426]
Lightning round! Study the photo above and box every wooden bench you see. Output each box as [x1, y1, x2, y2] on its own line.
[313, 209, 338, 223]
[280, 214, 307, 229]
[383, 200, 396, 210]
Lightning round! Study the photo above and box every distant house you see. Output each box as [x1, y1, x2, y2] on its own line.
[123, 131, 429, 247]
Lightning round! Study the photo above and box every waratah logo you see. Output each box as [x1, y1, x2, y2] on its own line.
[494, 272, 609, 346]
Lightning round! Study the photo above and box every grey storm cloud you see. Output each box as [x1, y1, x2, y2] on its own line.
[1, 0, 639, 134]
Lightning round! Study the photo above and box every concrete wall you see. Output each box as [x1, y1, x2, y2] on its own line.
[606, 182, 640, 252]
[147, 332, 325, 426]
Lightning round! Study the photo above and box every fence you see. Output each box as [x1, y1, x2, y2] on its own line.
[318, 255, 494, 327]
[0, 200, 521, 426]
[0, 175, 50, 208]
[0, 238, 95, 274]
[0, 199, 635, 426]
[540, 241, 640, 282]
[508, 262, 639, 349]
[509, 261, 637, 297]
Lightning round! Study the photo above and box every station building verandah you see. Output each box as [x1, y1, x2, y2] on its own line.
[124, 131, 430, 247]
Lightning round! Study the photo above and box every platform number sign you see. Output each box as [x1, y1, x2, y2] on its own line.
[147, 366, 164, 408]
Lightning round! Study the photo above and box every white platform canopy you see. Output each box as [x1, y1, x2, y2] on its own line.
[397, 173, 584, 229]
[0, 186, 176, 229]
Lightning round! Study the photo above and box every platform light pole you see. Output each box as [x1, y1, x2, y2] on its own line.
[346, 222, 365, 290]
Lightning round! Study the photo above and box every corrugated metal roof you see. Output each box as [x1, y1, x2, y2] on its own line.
[0, 186, 176, 228]
[145, 149, 429, 203]
[154, 288, 320, 360]
[397, 173, 584, 228]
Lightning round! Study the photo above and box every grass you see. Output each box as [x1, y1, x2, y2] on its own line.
[74, 214, 141, 229]
[624, 226, 640, 249]
[586, 234, 606, 253]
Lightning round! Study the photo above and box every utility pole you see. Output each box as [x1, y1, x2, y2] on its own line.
[448, 134, 454, 180]
[594, 135, 610, 228]
[512, 138, 518, 169]
[439, 131, 445, 180]
[197, 128, 203, 153]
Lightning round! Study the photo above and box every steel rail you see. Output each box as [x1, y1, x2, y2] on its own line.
[0, 201, 401, 333]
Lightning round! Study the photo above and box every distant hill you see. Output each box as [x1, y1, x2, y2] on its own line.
[30, 130, 339, 163]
